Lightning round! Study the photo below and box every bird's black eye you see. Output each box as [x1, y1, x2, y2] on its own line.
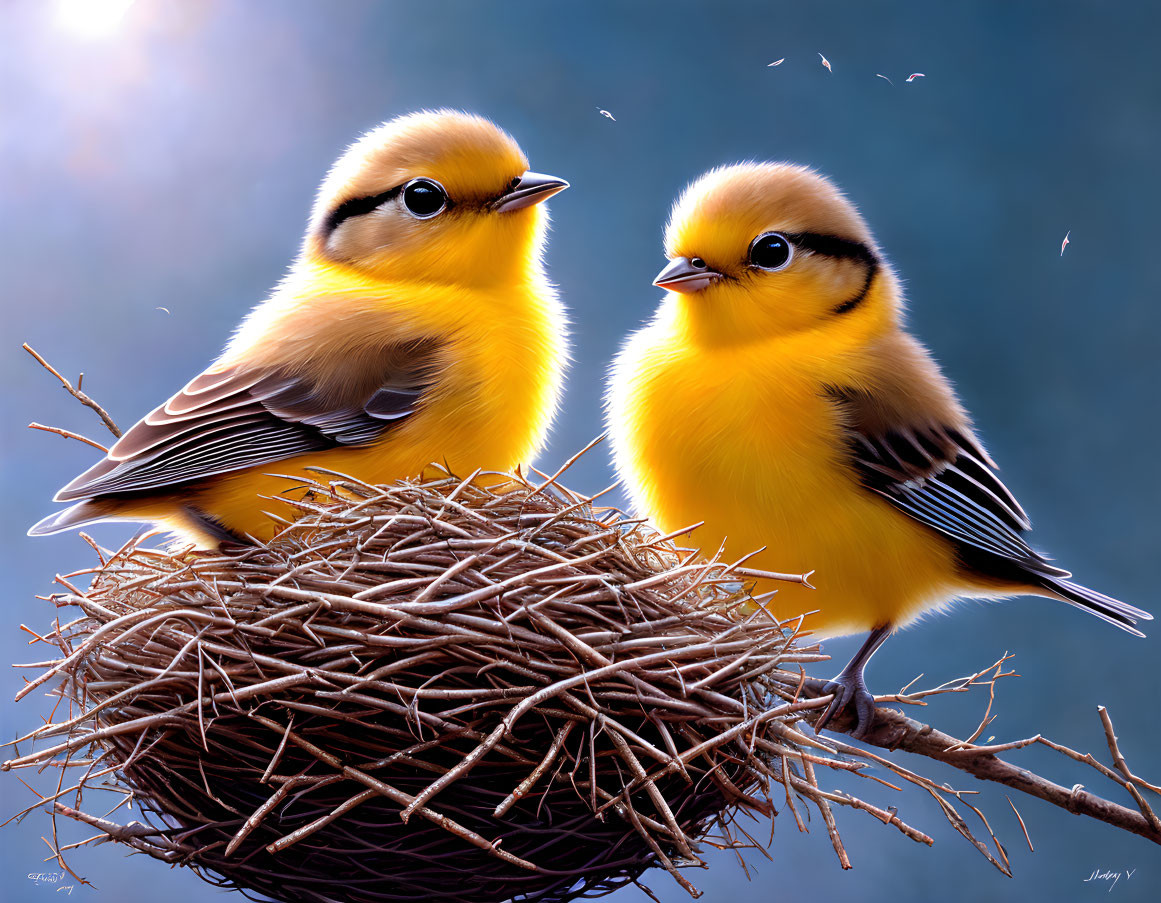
[748, 232, 794, 271]
[402, 178, 447, 219]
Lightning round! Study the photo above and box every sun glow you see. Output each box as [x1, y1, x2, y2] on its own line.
[56, 0, 136, 40]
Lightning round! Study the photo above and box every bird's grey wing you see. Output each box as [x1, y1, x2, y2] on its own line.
[826, 386, 1070, 580]
[55, 343, 440, 501]
[828, 384, 1151, 635]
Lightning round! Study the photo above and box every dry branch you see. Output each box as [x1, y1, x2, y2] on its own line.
[795, 673, 1161, 847]
[23, 343, 121, 438]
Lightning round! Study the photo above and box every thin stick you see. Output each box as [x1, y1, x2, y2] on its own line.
[804, 676, 1161, 846]
[23, 344, 121, 438]
[494, 721, 575, 817]
[1098, 705, 1161, 833]
[1007, 796, 1033, 852]
[27, 422, 109, 452]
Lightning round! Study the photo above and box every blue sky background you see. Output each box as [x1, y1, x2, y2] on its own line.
[2, 1, 1159, 901]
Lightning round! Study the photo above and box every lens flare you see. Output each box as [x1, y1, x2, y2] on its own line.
[56, 0, 136, 39]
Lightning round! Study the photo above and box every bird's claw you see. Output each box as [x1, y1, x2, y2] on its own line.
[814, 672, 877, 739]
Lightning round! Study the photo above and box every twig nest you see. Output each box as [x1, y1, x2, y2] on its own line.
[8, 467, 824, 902]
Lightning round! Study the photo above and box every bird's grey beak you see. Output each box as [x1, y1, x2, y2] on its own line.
[492, 172, 569, 213]
[653, 257, 724, 293]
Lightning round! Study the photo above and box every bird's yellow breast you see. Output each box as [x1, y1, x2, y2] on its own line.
[608, 315, 960, 637]
[166, 272, 567, 543]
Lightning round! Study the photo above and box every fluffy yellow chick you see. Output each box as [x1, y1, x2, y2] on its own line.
[606, 163, 1151, 736]
[31, 110, 569, 547]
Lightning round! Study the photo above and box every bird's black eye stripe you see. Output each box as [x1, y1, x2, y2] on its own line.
[321, 178, 452, 237]
[831, 259, 880, 315]
[779, 232, 880, 315]
[321, 185, 404, 237]
[785, 231, 877, 265]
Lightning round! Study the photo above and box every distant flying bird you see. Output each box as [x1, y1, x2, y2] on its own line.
[598, 108, 616, 121]
[1061, 230, 1071, 256]
[875, 73, 894, 86]
[156, 306, 170, 314]
[607, 162, 1151, 738]
[767, 58, 785, 67]
[906, 73, 925, 82]
[819, 52, 832, 72]
[31, 111, 570, 547]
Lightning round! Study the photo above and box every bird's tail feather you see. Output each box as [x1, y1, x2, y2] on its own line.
[1039, 577, 1152, 637]
[27, 502, 109, 536]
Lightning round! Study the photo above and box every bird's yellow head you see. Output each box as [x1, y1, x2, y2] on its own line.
[656, 163, 898, 346]
[305, 110, 567, 287]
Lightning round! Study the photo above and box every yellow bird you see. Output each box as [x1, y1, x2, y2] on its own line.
[31, 110, 569, 547]
[606, 162, 1151, 736]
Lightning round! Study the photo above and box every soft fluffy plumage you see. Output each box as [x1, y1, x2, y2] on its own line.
[32, 111, 569, 546]
[606, 162, 1150, 733]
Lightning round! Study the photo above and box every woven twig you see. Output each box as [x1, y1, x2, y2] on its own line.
[5, 467, 924, 903]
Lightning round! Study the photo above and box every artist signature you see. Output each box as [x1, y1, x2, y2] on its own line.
[27, 871, 75, 894]
[1084, 867, 1137, 892]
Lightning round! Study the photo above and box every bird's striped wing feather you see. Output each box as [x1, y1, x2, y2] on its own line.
[829, 387, 1151, 634]
[55, 347, 438, 502]
[828, 389, 1069, 580]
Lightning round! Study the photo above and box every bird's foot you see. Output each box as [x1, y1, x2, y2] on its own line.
[814, 670, 877, 740]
